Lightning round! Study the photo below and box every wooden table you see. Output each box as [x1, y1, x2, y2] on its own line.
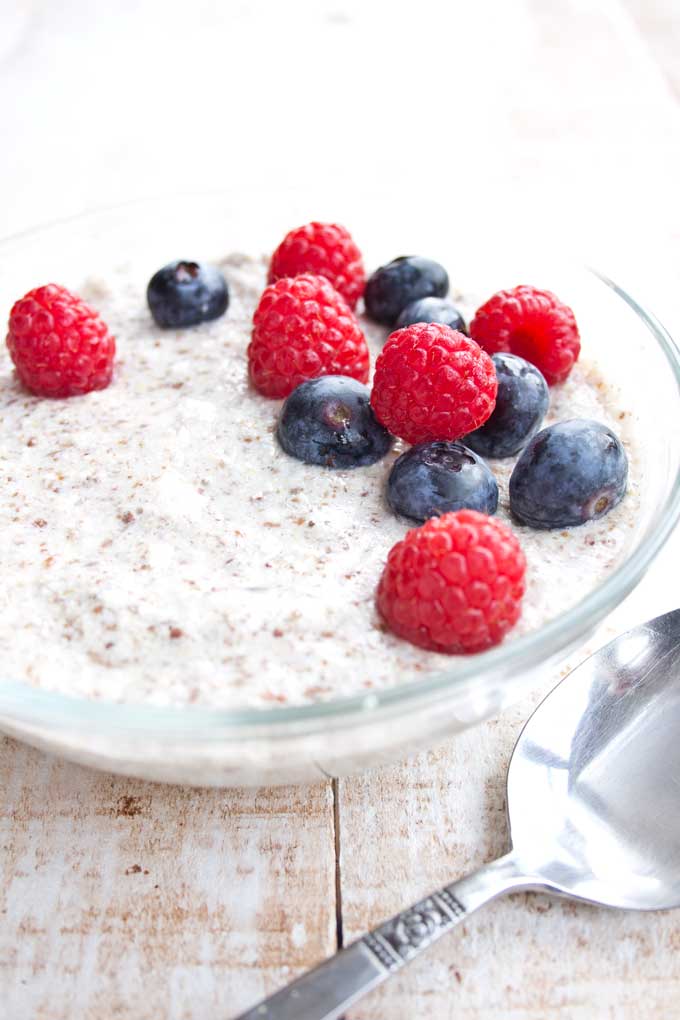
[2, 2, 680, 1016]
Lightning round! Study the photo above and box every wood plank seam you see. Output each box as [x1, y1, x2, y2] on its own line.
[332, 777, 345, 951]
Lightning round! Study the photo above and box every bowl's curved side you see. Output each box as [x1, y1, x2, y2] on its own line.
[0, 196, 679, 785]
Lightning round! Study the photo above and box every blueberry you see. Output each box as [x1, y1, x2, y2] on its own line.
[364, 256, 449, 325]
[387, 441, 498, 523]
[147, 260, 229, 328]
[277, 375, 392, 469]
[395, 296, 467, 333]
[466, 354, 549, 459]
[509, 419, 628, 529]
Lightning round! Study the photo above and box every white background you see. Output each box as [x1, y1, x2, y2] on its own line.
[1, 0, 679, 283]
[1, 0, 678, 615]
[1, 2, 680, 1017]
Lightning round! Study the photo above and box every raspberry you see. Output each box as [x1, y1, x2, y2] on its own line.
[268, 222, 365, 309]
[370, 323, 497, 446]
[377, 510, 526, 654]
[6, 284, 115, 398]
[469, 285, 580, 386]
[248, 274, 370, 399]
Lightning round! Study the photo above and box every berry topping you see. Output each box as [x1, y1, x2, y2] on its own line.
[395, 296, 467, 333]
[277, 375, 392, 469]
[268, 222, 365, 309]
[370, 323, 497, 445]
[509, 419, 628, 529]
[377, 510, 526, 654]
[147, 260, 229, 329]
[364, 256, 449, 325]
[387, 441, 498, 523]
[6, 284, 115, 398]
[387, 441, 498, 522]
[465, 353, 549, 459]
[470, 285, 580, 385]
[248, 274, 370, 399]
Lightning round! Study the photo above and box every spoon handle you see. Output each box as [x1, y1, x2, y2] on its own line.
[234, 853, 533, 1020]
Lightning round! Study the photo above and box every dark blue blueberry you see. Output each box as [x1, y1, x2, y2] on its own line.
[395, 296, 467, 333]
[277, 375, 392, 469]
[466, 353, 549, 459]
[147, 260, 229, 328]
[509, 419, 628, 529]
[364, 256, 449, 326]
[387, 441, 498, 523]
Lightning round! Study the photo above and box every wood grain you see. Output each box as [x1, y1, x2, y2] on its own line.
[339, 691, 680, 1020]
[0, 739, 336, 1019]
[1, 0, 680, 1018]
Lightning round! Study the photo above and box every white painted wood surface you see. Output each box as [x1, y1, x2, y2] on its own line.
[340, 609, 680, 1020]
[1, 1, 680, 1017]
[625, 0, 680, 98]
[0, 741, 336, 1018]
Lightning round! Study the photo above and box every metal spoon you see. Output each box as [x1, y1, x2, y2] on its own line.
[236, 608, 680, 1020]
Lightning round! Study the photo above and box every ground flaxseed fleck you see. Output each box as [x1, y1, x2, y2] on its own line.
[0, 253, 640, 709]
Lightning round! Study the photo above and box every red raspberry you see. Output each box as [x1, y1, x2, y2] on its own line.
[6, 284, 115, 398]
[268, 222, 365, 309]
[377, 510, 526, 654]
[370, 323, 497, 445]
[248, 274, 370, 399]
[469, 285, 580, 386]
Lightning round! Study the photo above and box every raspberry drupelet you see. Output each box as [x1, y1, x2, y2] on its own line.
[6, 284, 115, 398]
[470, 284, 580, 386]
[377, 510, 526, 654]
[248, 274, 370, 399]
[268, 222, 365, 310]
[370, 323, 497, 445]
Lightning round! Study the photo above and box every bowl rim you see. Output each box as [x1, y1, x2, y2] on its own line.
[1, 205, 679, 737]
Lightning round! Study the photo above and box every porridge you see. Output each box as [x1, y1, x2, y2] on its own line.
[0, 252, 638, 707]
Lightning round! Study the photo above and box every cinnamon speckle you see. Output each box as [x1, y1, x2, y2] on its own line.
[116, 795, 143, 817]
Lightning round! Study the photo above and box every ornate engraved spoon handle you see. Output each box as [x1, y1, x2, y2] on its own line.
[235, 853, 535, 1020]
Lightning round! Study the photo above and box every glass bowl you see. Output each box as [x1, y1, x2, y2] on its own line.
[0, 194, 679, 786]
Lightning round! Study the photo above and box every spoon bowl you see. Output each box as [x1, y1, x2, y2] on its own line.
[508, 607, 680, 910]
[237, 609, 680, 1020]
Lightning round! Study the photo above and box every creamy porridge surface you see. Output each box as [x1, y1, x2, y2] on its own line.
[0, 255, 639, 707]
